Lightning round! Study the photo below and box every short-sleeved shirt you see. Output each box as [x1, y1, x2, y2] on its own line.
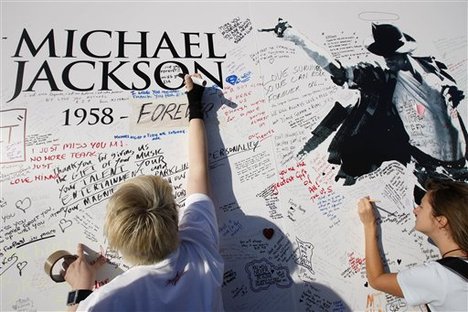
[397, 260, 468, 312]
[78, 193, 224, 311]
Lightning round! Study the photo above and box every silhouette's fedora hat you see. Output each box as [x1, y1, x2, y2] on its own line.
[365, 23, 417, 57]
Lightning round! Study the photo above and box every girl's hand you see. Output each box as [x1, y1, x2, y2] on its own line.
[358, 196, 376, 226]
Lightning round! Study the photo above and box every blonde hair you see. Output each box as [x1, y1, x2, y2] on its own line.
[104, 175, 179, 265]
[426, 179, 468, 253]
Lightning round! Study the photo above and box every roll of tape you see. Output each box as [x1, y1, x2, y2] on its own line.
[44, 250, 77, 283]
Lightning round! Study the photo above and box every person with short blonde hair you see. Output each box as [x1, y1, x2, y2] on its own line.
[104, 175, 179, 265]
[63, 73, 224, 311]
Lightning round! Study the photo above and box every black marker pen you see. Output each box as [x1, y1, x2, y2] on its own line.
[177, 73, 207, 87]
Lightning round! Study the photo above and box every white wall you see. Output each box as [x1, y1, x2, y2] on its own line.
[1, 1, 466, 311]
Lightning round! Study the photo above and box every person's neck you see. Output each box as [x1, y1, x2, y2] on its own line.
[441, 247, 467, 258]
[431, 234, 467, 258]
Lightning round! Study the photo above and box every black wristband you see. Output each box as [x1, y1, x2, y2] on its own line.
[187, 85, 204, 121]
[67, 289, 93, 306]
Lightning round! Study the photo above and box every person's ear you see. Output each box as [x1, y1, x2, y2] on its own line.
[436, 215, 448, 229]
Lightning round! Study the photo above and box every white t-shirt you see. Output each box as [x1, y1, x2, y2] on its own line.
[397, 260, 468, 312]
[78, 193, 224, 311]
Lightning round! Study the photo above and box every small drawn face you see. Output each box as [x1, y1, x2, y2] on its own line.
[413, 192, 438, 234]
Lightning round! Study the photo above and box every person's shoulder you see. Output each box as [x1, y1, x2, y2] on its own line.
[405, 259, 465, 282]
[84, 267, 154, 302]
[184, 193, 214, 210]
[432, 258, 468, 277]
[398, 261, 438, 280]
[180, 193, 216, 224]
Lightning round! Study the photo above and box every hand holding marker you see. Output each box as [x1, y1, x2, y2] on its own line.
[177, 73, 207, 87]
[369, 199, 396, 216]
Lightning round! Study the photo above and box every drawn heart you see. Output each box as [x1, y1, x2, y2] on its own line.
[15, 197, 32, 213]
[415, 103, 426, 117]
[397, 259, 402, 265]
[17, 261, 27, 271]
[364, 281, 368, 287]
[59, 219, 73, 233]
[263, 228, 274, 239]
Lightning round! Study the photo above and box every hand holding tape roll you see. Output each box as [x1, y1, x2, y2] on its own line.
[44, 250, 78, 283]
[44, 244, 106, 285]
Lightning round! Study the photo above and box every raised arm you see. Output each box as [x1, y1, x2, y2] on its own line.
[269, 20, 347, 84]
[358, 197, 403, 297]
[184, 74, 209, 196]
